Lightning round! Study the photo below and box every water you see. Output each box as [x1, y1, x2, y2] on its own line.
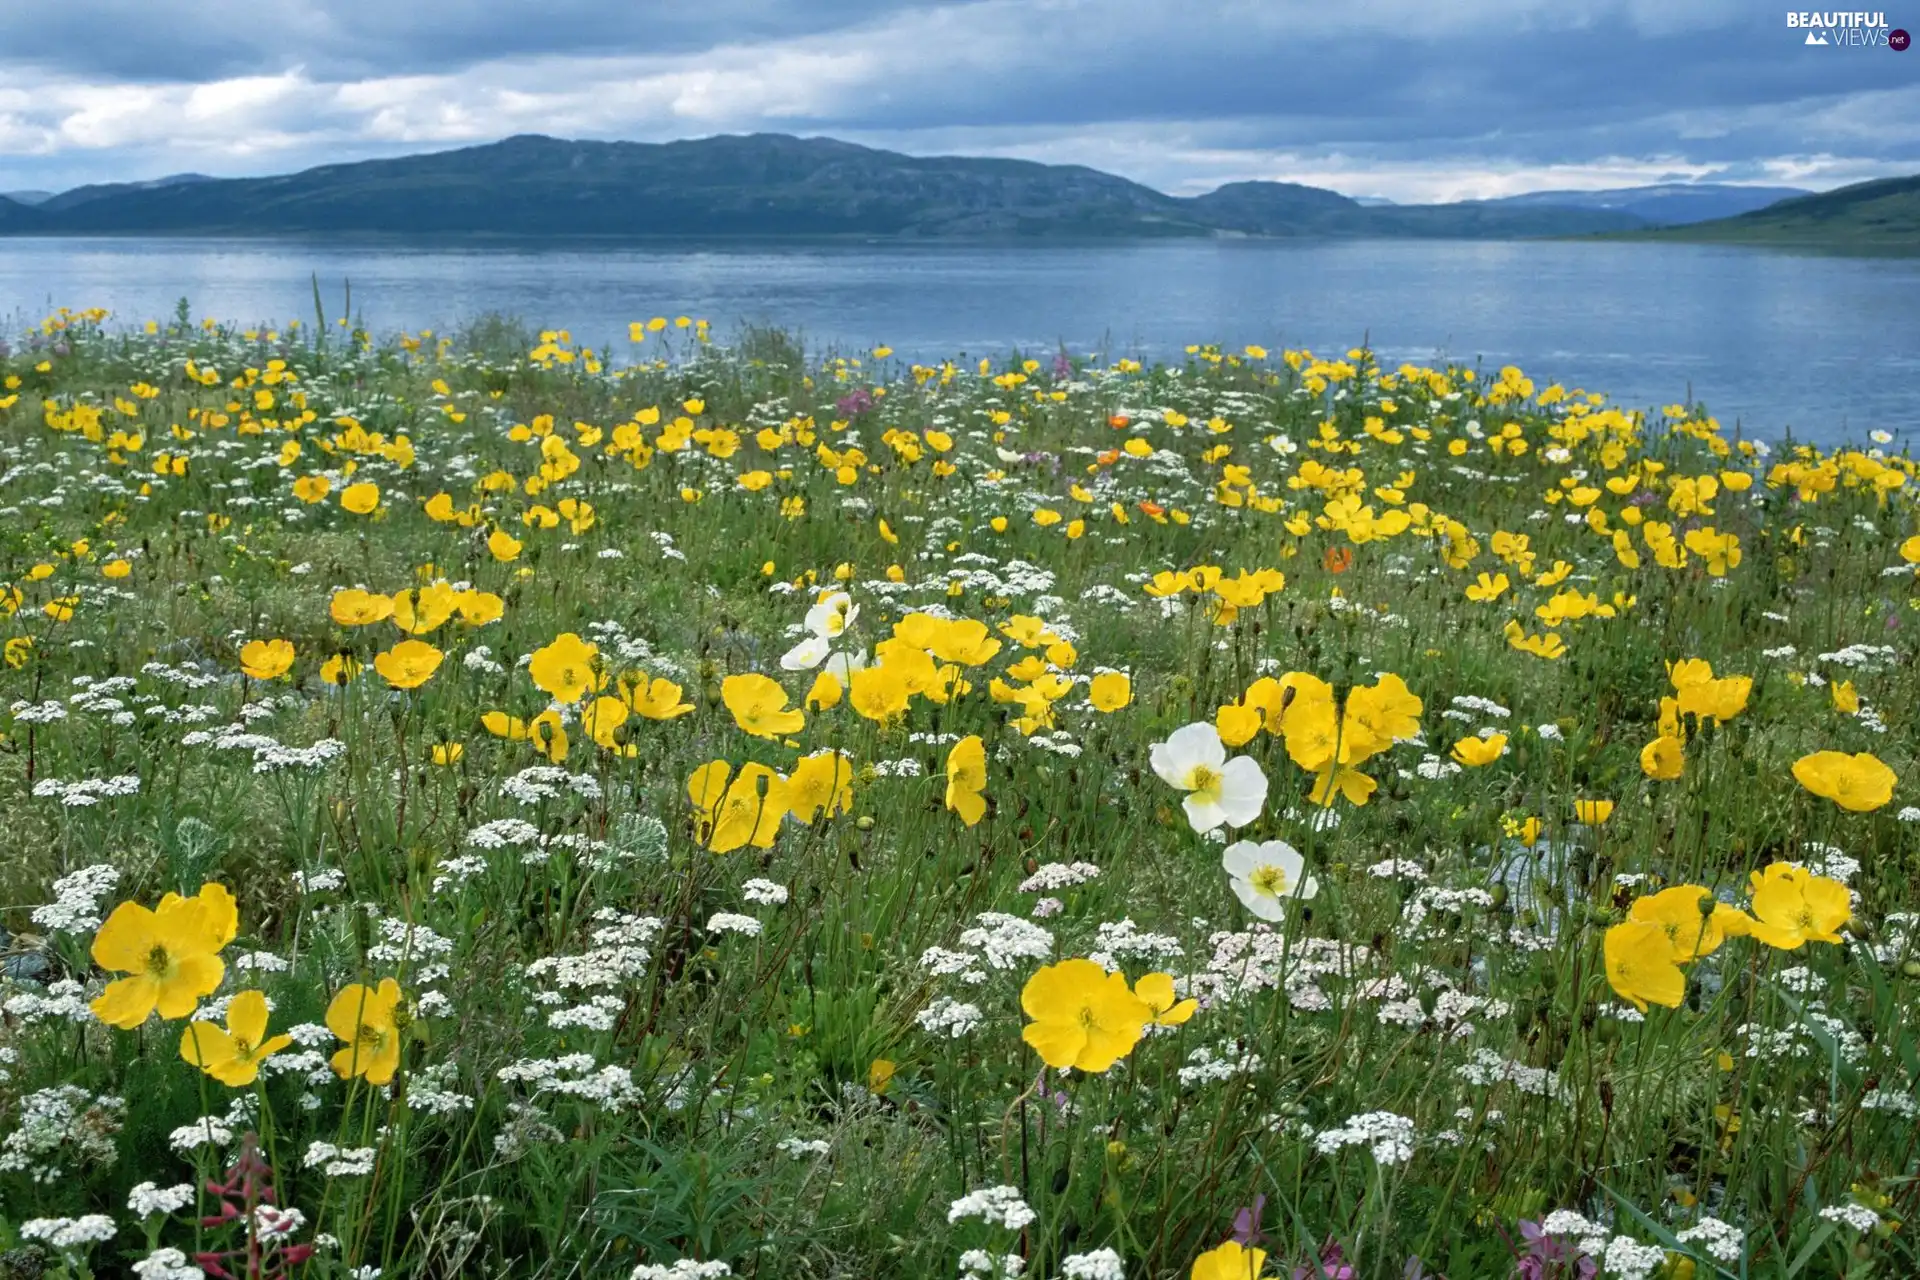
[4, 235, 1917, 445]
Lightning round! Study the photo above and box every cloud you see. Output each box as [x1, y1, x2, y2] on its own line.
[1, 0, 1913, 199]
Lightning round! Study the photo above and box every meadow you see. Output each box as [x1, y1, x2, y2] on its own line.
[0, 303, 1917, 1280]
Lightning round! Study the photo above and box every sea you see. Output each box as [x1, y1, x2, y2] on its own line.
[3, 234, 1917, 446]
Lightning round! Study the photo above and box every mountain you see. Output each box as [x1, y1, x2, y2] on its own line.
[1634, 175, 1920, 247]
[39, 173, 216, 213]
[1476, 183, 1809, 226]
[0, 134, 1657, 241]
[4, 134, 1886, 242]
[30, 136, 1218, 238]
[3, 190, 53, 206]
[0, 195, 49, 230]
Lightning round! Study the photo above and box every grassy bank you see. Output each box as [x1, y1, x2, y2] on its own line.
[1, 306, 1918, 1279]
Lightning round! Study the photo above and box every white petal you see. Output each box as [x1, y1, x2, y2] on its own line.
[1220, 841, 1264, 877]
[780, 636, 830, 671]
[1214, 756, 1270, 827]
[1183, 794, 1227, 833]
[1153, 722, 1225, 786]
[1229, 876, 1287, 921]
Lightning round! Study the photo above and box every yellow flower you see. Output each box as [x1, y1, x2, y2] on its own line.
[1745, 864, 1851, 950]
[180, 990, 293, 1087]
[431, 743, 464, 765]
[1639, 735, 1686, 780]
[374, 639, 443, 689]
[867, 1058, 896, 1094]
[1831, 680, 1860, 716]
[622, 673, 695, 720]
[529, 633, 603, 704]
[581, 695, 633, 754]
[292, 474, 331, 503]
[89, 884, 237, 1028]
[688, 760, 788, 852]
[320, 653, 362, 685]
[391, 582, 459, 634]
[1134, 972, 1198, 1026]
[849, 664, 911, 724]
[1628, 885, 1750, 961]
[1450, 733, 1507, 767]
[805, 670, 844, 710]
[787, 750, 855, 823]
[1792, 750, 1896, 812]
[722, 672, 806, 738]
[102, 559, 131, 579]
[326, 978, 406, 1086]
[339, 481, 380, 514]
[1088, 671, 1132, 712]
[239, 638, 294, 680]
[1192, 1241, 1267, 1280]
[1603, 920, 1686, 1012]
[488, 528, 523, 561]
[1020, 958, 1152, 1072]
[945, 735, 987, 826]
[1574, 798, 1615, 825]
[330, 588, 394, 627]
[1464, 572, 1509, 603]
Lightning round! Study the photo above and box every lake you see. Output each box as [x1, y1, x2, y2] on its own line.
[3, 235, 1917, 446]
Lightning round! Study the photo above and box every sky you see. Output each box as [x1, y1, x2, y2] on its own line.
[0, 0, 1915, 202]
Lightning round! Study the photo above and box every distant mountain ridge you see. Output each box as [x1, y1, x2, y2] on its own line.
[1630, 175, 1920, 248]
[0, 134, 1873, 242]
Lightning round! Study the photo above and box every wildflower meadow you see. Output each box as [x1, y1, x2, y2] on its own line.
[2, 306, 1918, 1280]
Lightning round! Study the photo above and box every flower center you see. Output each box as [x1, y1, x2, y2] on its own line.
[1249, 864, 1290, 898]
[1187, 764, 1223, 798]
[146, 944, 174, 978]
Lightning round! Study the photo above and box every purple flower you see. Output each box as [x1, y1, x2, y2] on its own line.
[836, 388, 875, 417]
[1231, 1194, 1266, 1246]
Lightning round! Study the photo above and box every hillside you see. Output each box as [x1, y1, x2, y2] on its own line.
[1477, 183, 1809, 225]
[0, 133, 1662, 241]
[1633, 174, 1920, 248]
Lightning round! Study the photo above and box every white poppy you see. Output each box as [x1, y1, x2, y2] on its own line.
[805, 592, 857, 640]
[780, 634, 831, 671]
[1221, 840, 1317, 920]
[1149, 721, 1268, 833]
[824, 648, 869, 683]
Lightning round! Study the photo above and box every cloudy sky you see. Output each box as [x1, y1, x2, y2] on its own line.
[1, 0, 1915, 201]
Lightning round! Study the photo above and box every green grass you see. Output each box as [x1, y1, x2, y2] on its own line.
[0, 306, 1917, 1280]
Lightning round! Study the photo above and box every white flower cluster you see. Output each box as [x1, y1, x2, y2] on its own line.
[956, 912, 1055, 970]
[30, 863, 120, 933]
[1675, 1216, 1743, 1264]
[133, 1247, 206, 1279]
[958, 1251, 1026, 1277]
[947, 1185, 1037, 1230]
[1017, 862, 1101, 893]
[1819, 1202, 1881, 1232]
[496, 1053, 640, 1111]
[916, 996, 985, 1038]
[0, 1086, 125, 1182]
[1088, 919, 1183, 969]
[776, 1137, 831, 1159]
[21, 1215, 119, 1249]
[1176, 1044, 1263, 1088]
[128, 1181, 197, 1216]
[304, 1141, 378, 1176]
[741, 878, 789, 905]
[31, 773, 141, 806]
[1313, 1111, 1415, 1166]
[706, 912, 762, 937]
[630, 1262, 732, 1280]
[501, 765, 602, 805]
[1060, 1248, 1125, 1280]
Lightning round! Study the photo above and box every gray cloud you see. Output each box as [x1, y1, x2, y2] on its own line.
[0, 0, 1913, 199]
